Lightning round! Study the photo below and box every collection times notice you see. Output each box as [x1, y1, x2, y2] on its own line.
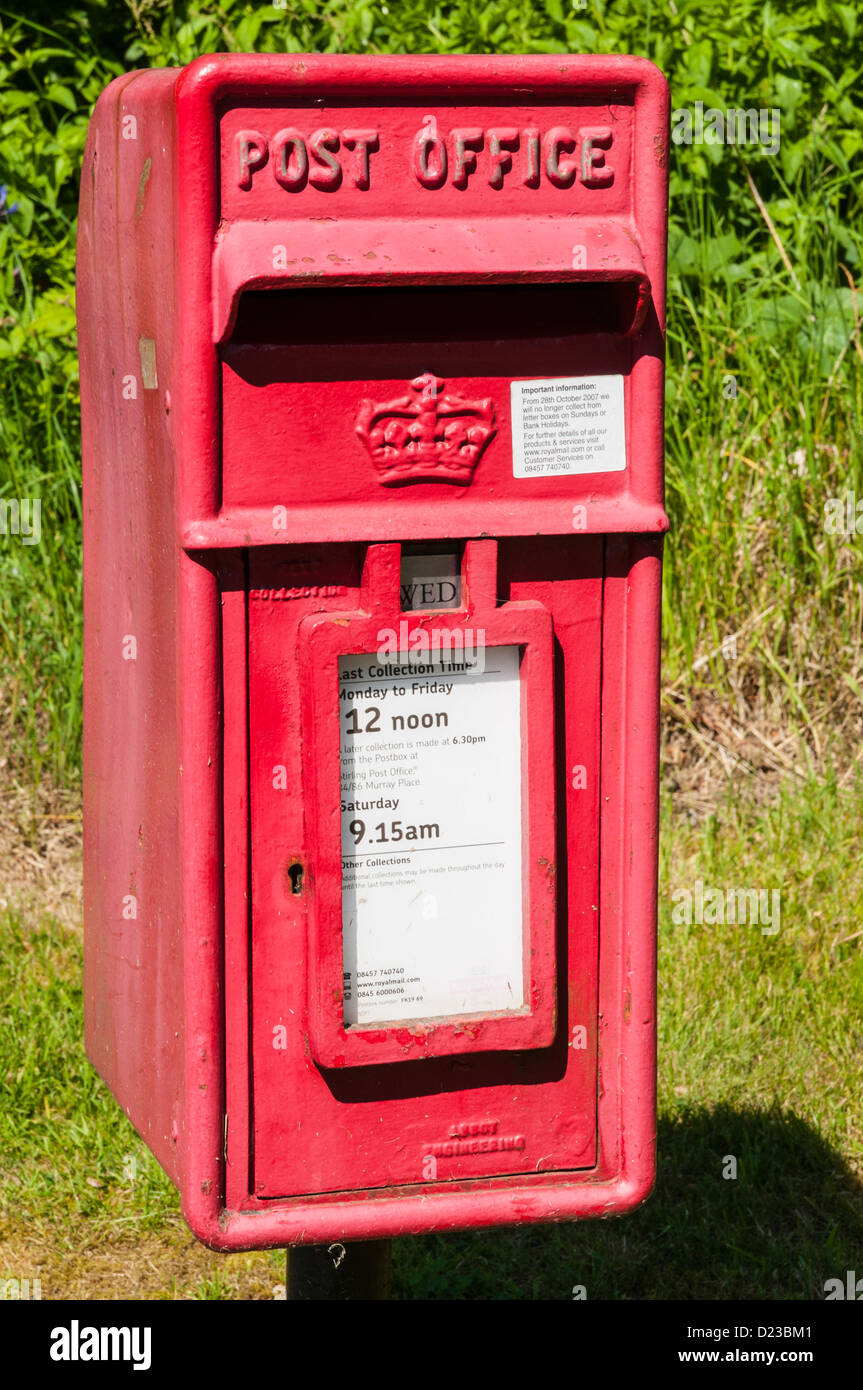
[338, 645, 525, 1026]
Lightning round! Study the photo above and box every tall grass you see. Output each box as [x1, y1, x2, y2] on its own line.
[2, 781, 860, 1297]
[0, 0, 860, 788]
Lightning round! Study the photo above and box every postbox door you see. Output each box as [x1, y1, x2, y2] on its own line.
[242, 535, 603, 1200]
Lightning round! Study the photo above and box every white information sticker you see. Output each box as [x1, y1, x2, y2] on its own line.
[510, 374, 626, 477]
[339, 646, 524, 1026]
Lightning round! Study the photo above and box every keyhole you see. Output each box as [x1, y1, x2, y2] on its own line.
[288, 861, 304, 895]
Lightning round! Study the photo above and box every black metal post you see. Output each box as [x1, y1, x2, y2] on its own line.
[286, 1239, 392, 1300]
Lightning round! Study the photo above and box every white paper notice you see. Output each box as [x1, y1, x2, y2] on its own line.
[339, 646, 524, 1026]
[510, 374, 626, 477]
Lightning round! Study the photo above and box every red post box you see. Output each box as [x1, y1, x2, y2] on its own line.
[78, 54, 669, 1248]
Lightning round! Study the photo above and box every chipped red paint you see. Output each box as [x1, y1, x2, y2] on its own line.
[79, 53, 667, 1248]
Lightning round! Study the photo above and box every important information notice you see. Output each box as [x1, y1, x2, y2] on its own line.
[510, 374, 626, 477]
[339, 646, 524, 1026]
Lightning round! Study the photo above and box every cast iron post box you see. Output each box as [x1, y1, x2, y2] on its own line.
[78, 54, 669, 1247]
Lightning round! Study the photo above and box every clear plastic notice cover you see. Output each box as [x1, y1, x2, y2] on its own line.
[339, 645, 524, 1026]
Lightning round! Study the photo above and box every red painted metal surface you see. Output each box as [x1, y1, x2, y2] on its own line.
[298, 541, 558, 1070]
[79, 53, 668, 1248]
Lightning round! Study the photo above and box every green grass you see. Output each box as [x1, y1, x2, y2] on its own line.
[0, 915, 177, 1238]
[2, 782, 860, 1298]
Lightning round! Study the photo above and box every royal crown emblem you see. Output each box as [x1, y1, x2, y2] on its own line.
[356, 373, 495, 486]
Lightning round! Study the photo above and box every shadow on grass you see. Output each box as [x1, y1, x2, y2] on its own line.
[392, 1104, 863, 1300]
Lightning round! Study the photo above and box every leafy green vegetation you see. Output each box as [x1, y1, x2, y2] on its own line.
[0, 0, 860, 1299]
[1, 0, 861, 780]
